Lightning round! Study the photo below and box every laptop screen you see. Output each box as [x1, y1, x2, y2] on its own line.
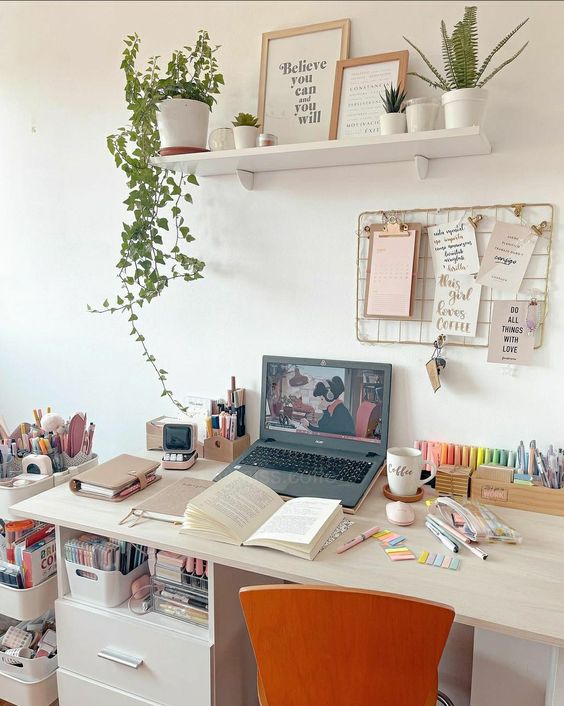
[261, 356, 391, 455]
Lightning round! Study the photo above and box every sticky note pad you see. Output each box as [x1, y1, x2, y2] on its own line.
[384, 546, 415, 561]
[449, 557, 460, 570]
[442, 556, 451, 569]
[426, 552, 436, 565]
[434, 554, 444, 566]
[418, 551, 429, 564]
[387, 535, 407, 546]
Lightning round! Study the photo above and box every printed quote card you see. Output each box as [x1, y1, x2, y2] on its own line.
[487, 301, 534, 365]
[428, 220, 480, 275]
[432, 273, 482, 338]
[476, 222, 536, 294]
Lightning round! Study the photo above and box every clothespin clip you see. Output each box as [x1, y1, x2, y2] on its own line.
[512, 203, 525, 218]
[531, 220, 549, 238]
[468, 214, 483, 230]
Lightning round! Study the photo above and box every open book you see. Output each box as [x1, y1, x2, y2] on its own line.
[180, 471, 343, 560]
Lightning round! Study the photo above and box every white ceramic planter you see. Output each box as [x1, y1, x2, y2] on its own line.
[442, 88, 488, 129]
[379, 112, 407, 136]
[233, 125, 259, 149]
[156, 98, 211, 150]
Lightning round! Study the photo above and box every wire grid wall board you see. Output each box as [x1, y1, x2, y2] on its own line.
[356, 203, 554, 349]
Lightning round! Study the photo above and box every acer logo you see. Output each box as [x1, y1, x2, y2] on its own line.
[315, 440, 324, 444]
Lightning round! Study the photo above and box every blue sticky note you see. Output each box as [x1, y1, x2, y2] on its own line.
[449, 557, 460, 570]
[387, 536, 406, 546]
[434, 554, 444, 567]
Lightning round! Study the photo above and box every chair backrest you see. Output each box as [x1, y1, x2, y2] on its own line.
[240, 585, 454, 706]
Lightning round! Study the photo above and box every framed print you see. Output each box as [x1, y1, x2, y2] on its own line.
[258, 19, 350, 145]
[329, 51, 409, 139]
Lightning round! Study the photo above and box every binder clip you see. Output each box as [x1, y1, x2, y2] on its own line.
[426, 336, 446, 393]
[531, 221, 549, 238]
[468, 214, 483, 230]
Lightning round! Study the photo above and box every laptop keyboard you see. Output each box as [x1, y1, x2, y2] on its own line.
[240, 446, 372, 484]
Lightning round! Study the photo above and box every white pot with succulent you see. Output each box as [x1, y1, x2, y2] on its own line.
[379, 83, 407, 136]
[404, 5, 529, 129]
[232, 113, 260, 149]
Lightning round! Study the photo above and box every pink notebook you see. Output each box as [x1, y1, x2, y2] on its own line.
[364, 227, 419, 318]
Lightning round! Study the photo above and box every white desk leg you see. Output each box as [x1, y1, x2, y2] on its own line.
[470, 628, 550, 706]
[546, 647, 564, 706]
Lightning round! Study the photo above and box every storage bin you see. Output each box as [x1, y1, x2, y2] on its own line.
[53, 452, 98, 487]
[0, 575, 58, 621]
[65, 560, 148, 608]
[0, 669, 57, 706]
[152, 576, 209, 628]
[0, 651, 58, 682]
[0, 476, 54, 520]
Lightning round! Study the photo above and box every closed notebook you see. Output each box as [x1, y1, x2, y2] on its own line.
[70, 454, 160, 502]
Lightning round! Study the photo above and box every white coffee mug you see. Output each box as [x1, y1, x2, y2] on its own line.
[386, 447, 437, 497]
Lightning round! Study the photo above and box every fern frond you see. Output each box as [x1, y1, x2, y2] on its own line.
[407, 71, 448, 91]
[403, 36, 449, 90]
[440, 20, 457, 90]
[451, 5, 478, 88]
[477, 42, 528, 87]
[475, 17, 529, 82]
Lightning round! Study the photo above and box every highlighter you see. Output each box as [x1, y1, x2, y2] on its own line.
[447, 444, 455, 465]
[440, 443, 448, 466]
[476, 447, 485, 467]
[484, 448, 492, 464]
[420, 441, 428, 470]
[469, 447, 477, 470]
[492, 449, 500, 464]
[508, 450, 516, 468]
[462, 446, 470, 467]
[454, 445, 461, 466]
[499, 449, 508, 466]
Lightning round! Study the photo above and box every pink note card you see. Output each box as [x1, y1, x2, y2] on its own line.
[365, 229, 417, 318]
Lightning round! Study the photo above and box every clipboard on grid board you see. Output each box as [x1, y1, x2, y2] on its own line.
[364, 220, 422, 319]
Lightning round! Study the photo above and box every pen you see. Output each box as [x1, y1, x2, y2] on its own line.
[425, 521, 459, 553]
[337, 526, 380, 554]
[528, 440, 536, 476]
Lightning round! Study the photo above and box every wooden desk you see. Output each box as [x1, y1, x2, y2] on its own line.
[12, 459, 564, 706]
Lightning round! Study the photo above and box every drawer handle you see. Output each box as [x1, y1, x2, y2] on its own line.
[97, 649, 143, 669]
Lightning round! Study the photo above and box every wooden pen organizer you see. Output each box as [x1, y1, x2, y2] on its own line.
[203, 434, 250, 463]
[470, 476, 564, 517]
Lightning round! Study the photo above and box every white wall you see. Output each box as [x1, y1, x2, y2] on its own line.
[1, 0, 563, 463]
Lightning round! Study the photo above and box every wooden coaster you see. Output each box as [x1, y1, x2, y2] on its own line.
[383, 484, 424, 503]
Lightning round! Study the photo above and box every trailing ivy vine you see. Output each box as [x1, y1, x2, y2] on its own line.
[88, 32, 223, 413]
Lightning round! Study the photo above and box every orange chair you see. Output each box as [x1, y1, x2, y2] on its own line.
[240, 585, 455, 706]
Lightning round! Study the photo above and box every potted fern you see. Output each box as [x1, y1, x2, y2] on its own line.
[232, 112, 260, 149]
[404, 6, 528, 129]
[379, 84, 407, 136]
[156, 30, 224, 153]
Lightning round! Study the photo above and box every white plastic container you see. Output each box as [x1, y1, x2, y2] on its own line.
[0, 652, 58, 682]
[156, 98, 211, 150]
[53, 453, 98, 487]
[0, 475, 54, 520]
[405, 97, 441, 133]
[233, 125, 259, 149]
[379, 112, 407, 136]
[0, 669, 57, 706]
[0, 575, 58, 621]
[442, 87, 488, 129]
[65, 560, 148, 608]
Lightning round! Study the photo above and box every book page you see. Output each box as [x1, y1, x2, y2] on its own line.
[186, 471, 284, 543]
[246, 497, 341, 546]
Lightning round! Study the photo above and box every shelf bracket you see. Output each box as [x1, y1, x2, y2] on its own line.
[414, 155, 429, 180]
[236, 169, 254, 190]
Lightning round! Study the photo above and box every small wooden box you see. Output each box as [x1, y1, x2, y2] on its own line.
[435, 465, 471, 499]
[203, 434, 251, 463]
[146, 416, 168, 450]
[470, 477, 564, 516]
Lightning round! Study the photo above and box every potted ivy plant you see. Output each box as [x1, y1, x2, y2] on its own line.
[232, 112, 260, 149]
[156, 30, 224, 153]
[88, 33, 217, 414]
[379, 84, 407, 136]
[404, 6, 528, 129]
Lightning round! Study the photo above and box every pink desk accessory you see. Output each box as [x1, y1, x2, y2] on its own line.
[336, 526, 380, 554]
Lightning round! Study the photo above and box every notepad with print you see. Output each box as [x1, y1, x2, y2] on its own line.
[364, 224, 420, 319]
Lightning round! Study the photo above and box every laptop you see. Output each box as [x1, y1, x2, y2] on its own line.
[214, 355, 392, 511]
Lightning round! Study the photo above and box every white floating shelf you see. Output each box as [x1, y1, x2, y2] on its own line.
[151, 126, 491, 188]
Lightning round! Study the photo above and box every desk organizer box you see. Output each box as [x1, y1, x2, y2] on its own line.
[0, 454, 98, 518]
[470, 476, 564, 516]
[65, 560, 149, 608]
[0, 651, 58, 683]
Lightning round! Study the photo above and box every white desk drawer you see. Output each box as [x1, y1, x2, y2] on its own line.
[58, 668, 162, 706]
[56, 598, 211, 706]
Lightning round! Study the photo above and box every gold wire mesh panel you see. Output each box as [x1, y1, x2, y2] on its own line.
[356, 203, 554, 348]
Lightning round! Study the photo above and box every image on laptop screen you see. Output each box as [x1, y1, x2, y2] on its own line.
[265, 361, 386, 444]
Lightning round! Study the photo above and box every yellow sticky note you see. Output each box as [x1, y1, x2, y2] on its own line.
[418, 551, 430, 564]
[386, 547, 410, 554]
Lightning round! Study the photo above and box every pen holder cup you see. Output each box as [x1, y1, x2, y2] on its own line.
[203, 434, 250, 463]
[65, 560, 148, 608]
